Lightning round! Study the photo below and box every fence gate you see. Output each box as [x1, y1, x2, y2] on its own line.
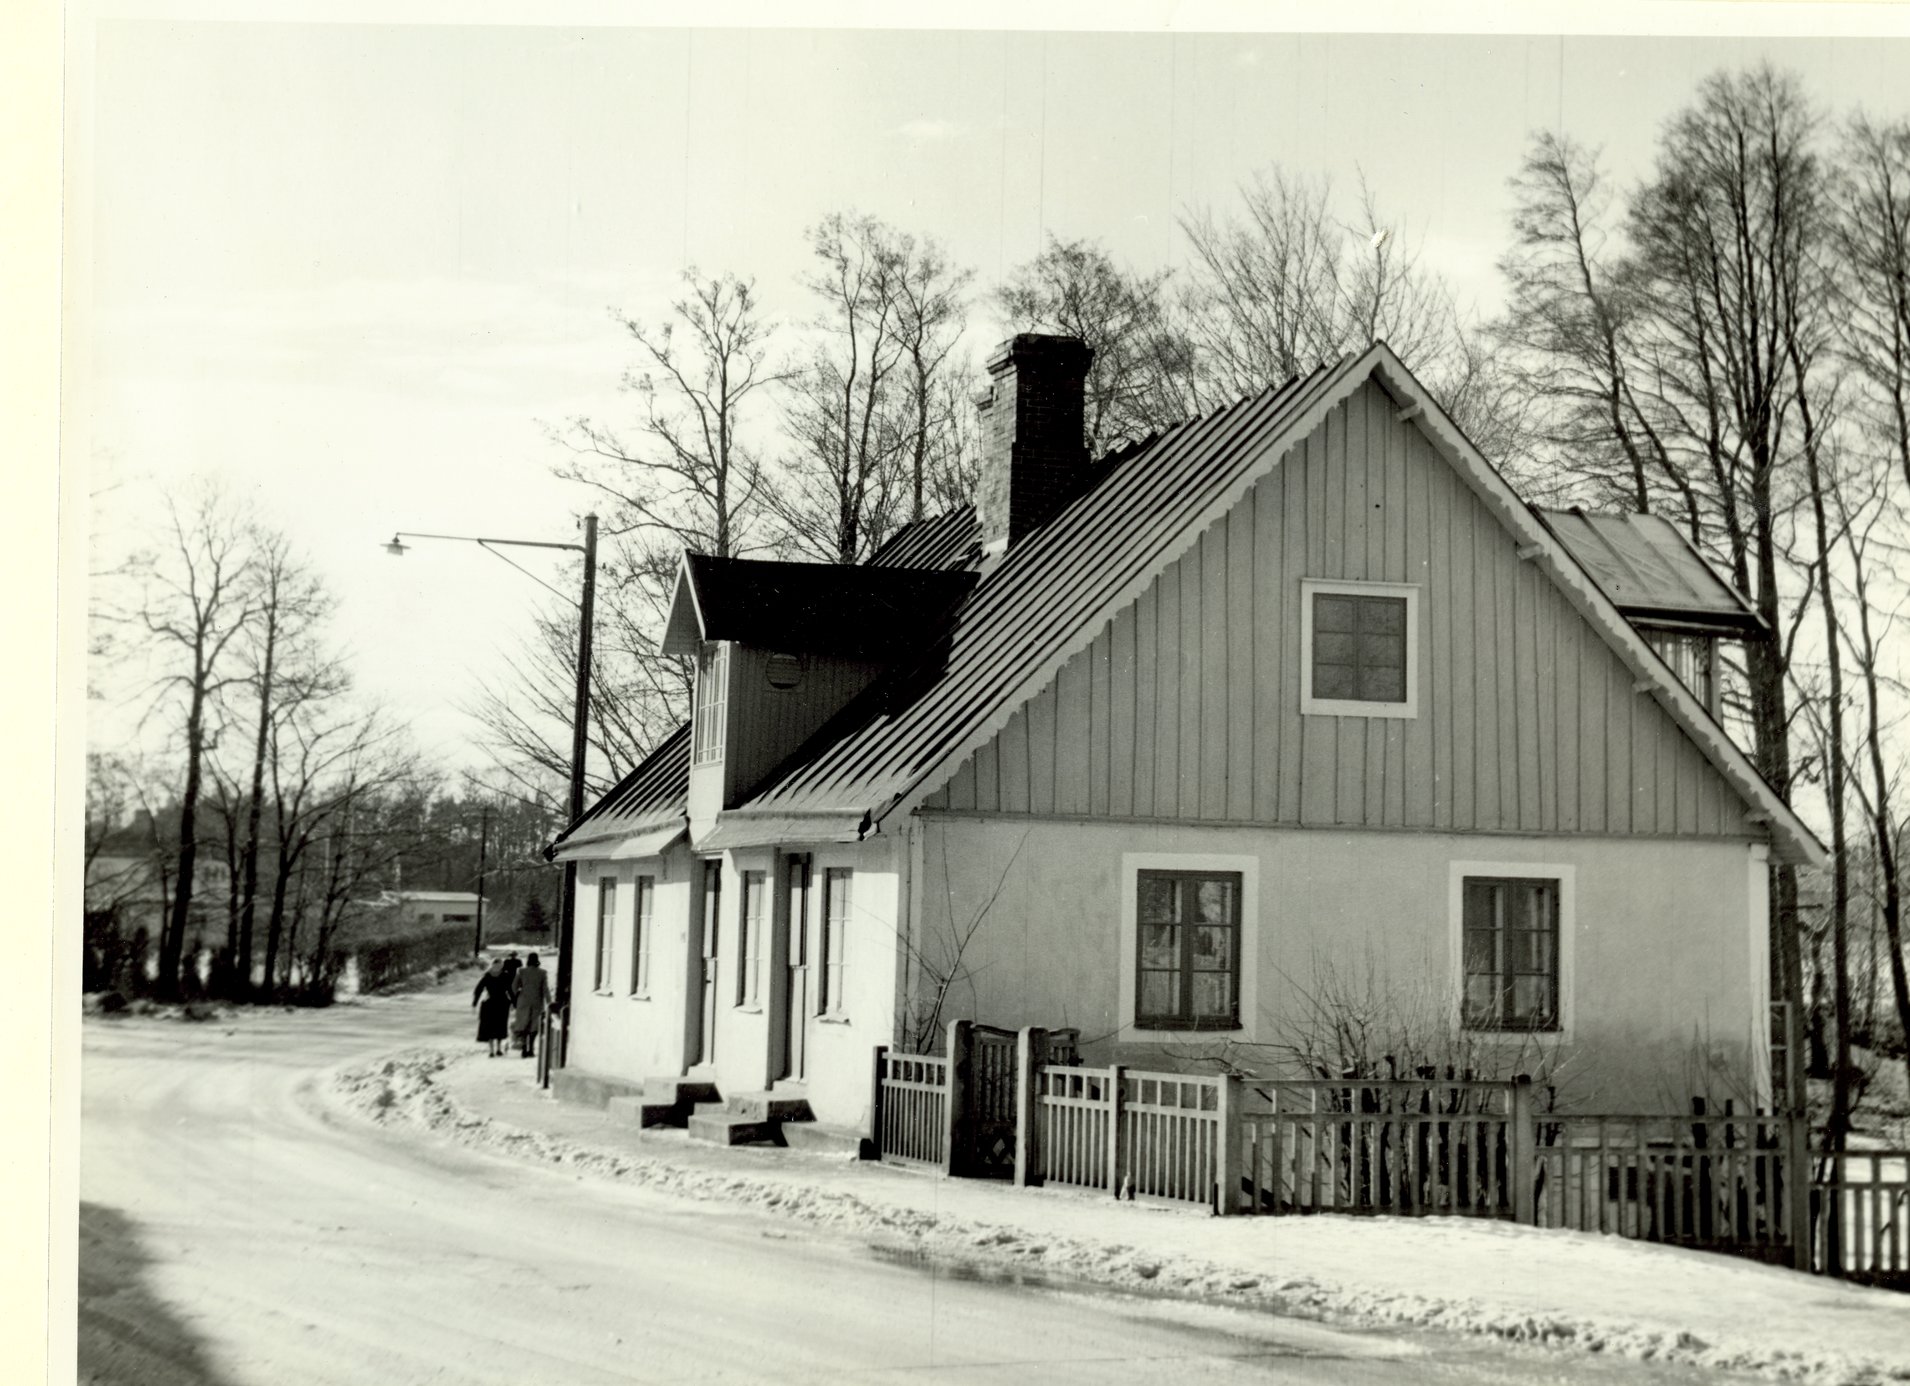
[950, 1022, 1020, 1179]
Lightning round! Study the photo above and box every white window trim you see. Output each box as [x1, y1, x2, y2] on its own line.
[1118, 852, 1258, 1043]
[1448, 860, 1575, 1042]
[593, 876, 619, 996]
[1300, 578, 1420, 719]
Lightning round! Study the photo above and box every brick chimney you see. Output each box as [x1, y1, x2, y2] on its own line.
[974, 333, 1095, 558]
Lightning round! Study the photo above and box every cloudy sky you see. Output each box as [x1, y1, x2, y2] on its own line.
[74, 11, 1910, 777]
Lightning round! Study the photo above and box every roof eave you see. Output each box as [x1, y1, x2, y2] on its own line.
[1369, 350, 1826, 871]
[658, 554, 705, 657]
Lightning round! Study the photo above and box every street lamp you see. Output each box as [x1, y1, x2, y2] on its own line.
[383, 515, 598, 1083]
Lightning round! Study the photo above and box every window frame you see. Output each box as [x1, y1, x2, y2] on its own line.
[628, 875, 654, 998]
[693, 642, 730, 765]
[819, 867, 851, 1017]
[737, 869, 766, 1009]
[1300, 578, 1420, 719]
[1119, 852, 1258, 1042]
[1133, 869, 1243, 1031]
[1448, 860, 1575, 1040]
[594, 876, 617, 994]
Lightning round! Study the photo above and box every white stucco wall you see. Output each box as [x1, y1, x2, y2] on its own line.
[567, 836, 901, 1131]
[568, 845, 695, 1085]
[910, 815, 1769, 1114]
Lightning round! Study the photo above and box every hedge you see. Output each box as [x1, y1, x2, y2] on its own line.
[350, 918, 476, 994]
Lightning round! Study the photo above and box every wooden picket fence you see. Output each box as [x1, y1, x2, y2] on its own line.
[1814, 1150, 1910, 1287]
[872, 1048, 949, 1167]
[1237, 1079, 1528, 1219]
[867, 1021, 1910, 1285]
[1530, 1111, 1799, 1261]
[1034, 1065, 1235, 1205]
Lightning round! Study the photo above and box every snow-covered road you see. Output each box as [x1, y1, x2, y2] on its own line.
[80, 986, 1764, 1385]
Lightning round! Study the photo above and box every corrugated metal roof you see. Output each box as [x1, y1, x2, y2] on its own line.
[869, 505, 981, 571]
[1538, 508, 1764, 635]
[736, 362, 1341, 820]
[550, 341, 1821, 869]
[544, 719, 690, 857]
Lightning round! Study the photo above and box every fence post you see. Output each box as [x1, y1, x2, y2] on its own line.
[1107, 1063, 1127, 1198]
[1787, 1111, 1812, 1273]
[1014, 1026, 1045, 1188]
[1215, 1073, 1242, 1217]
[1509, 1075, 1535, 1225]
[943, 1019, 971, 1179]
[868, 1043, 889, 1162]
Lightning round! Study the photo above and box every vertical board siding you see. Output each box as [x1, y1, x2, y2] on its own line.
[932, 383, 1754, 841]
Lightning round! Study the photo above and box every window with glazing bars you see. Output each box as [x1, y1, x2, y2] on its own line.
[737, 870, 765, 1007]
[594, 877, 616, 992]
[1310, 592, 1408, 704]
[821, 868, 851, 1015]
[1461, 877, 1560, 1031]
[629, 876, 653, 996]
[1135, 870, 1241, 1029]
[693, 643, 729, 764]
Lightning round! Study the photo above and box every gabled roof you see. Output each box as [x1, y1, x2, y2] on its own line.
[554, 344, 1824, 869]
[659, 553, 976, 660]
[720, 344, 1823, 867]
[1539, 508, 1766, 637]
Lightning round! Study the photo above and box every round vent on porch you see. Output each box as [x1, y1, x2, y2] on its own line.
[765, 652, 804, 690]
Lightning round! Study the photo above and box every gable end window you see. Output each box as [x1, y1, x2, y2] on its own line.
[1300, 580, 1419, 718]
[1135, 870, 1241, 1030]
[1461, 876, 1561, 1032]
[693, 643, 729, 765]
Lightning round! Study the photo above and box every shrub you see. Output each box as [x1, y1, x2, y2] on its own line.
[352, 919, 475, 994]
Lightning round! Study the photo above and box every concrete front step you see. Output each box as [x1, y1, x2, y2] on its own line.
[686, 1111, 783, 1147]
[725, 1091, 814, 1123]
[550, 1068, 647, 1110]
[627, 1077, 720, 1129]
[778, 1122, 869, 1158]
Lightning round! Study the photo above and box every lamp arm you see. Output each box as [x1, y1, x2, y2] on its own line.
[391, 529, 585, 554]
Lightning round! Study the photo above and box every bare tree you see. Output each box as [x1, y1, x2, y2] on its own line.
[559, 271, 779, 563]
[997, 235, 1197, 457]
[1498, 69, 1835, 1106]
[516, 271, 782, 789]
[231, 530, 335, 994]
[127, 483, 260, 998]
[1180, 168, 1511, 458]
[1494, 134, 1691, 515]
[777, 212, 965, 563]
[888, 232, 975, 525]
[1831, 110, 1910, 1110]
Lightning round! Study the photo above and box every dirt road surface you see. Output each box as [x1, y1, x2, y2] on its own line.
[80, 984, 1758, 1385]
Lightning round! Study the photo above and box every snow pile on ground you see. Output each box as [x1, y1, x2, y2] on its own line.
[331, 1048, 1910, 1386]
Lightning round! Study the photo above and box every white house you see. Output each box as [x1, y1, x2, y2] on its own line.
[546, 335, 1822, 1143]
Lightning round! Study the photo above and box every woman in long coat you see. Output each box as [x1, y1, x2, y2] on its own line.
[472, 959, 512, 1057]
[510, 953, 551, 1059]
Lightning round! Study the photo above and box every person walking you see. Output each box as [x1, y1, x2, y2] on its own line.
[472, 958, 512, 1058]
[510, 952, 550, 1059]
[500, 951, 521, 991]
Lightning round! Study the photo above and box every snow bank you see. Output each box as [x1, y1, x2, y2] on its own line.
[330, 1048, 1910, 1386]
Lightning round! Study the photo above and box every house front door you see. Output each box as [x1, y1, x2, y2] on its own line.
[695, 860, 720, 1066]
[780, 855, 810, 1083]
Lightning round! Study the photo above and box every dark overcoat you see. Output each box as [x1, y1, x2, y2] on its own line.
[473, 971, 512, 1042]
